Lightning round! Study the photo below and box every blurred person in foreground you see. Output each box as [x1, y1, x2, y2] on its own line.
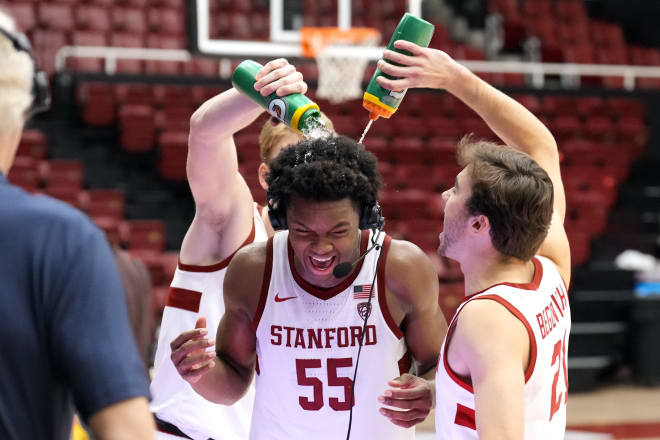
[0, 10, 153, 440]
[375, 41, 571, 439]
[149, 59, 334, 439]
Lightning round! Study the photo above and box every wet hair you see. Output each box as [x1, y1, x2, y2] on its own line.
[457, 135, 554, 261]
[258, 112, 335, 164]
[266, 135, 382, 213]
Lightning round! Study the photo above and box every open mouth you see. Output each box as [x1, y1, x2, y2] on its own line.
[309, 255, 336, 273]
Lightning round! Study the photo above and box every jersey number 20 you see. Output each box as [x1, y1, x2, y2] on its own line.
[296, 358, 354, 411]
[549, 330, 568, 421]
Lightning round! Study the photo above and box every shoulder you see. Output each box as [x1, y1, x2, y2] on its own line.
[455, 298, 529, 356]
[384, 238, 438, 303]
[5, 190, 102, 247]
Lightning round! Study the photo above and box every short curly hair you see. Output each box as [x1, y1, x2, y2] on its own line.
[266, 135, 382, 212]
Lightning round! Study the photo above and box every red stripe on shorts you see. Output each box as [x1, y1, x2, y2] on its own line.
[455, 403, 476, 430]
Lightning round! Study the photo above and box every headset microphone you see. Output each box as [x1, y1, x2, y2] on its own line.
[333, 227, 383, 278]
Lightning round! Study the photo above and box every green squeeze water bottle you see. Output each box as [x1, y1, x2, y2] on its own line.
[232, 59, 325, 135]
[363, 13, 435, 121]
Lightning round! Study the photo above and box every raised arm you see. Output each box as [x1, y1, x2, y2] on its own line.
[181, 59, 306, 265]
[376, 41, 570, 284]
[170, 242, 266, 404]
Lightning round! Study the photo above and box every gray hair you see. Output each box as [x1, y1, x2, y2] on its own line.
[0, 8, 34, 134]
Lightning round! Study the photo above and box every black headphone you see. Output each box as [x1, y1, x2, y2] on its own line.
[268, 199, 385, 231]
[0, 27, 51, 117]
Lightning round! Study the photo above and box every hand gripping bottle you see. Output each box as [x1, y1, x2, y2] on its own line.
[363, 13, 435, 121]
[232, 60, 325, 134]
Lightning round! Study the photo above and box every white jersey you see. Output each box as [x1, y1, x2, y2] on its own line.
[150, 204, 268, 440]
[249, 230, 414, 440]
[435, 256, 570, 440]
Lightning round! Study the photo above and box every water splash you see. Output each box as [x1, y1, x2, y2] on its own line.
[358, 119, 374, 145]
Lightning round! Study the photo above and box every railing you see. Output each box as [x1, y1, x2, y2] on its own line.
[55, 45, 660, 91]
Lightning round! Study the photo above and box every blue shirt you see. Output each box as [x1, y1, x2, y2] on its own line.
[0, 173, 150, 439]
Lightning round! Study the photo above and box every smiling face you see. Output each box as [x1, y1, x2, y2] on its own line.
[438, 167, 473, 259]
[287, 195, 362, 288]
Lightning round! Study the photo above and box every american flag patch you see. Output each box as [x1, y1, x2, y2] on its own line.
[353, 285, 373, 299]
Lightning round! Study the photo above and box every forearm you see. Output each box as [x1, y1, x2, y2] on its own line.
[88, 397, 155, 439]
[191, 354, 253, 405]
[445, 67, 557, 159]
[189, 88, 263, 144]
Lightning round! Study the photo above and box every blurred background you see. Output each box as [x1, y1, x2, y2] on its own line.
[2, 0, 659, 438]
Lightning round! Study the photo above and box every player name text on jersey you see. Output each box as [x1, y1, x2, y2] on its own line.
[270, 325, 377, 349]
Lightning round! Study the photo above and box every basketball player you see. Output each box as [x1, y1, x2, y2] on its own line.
[375, 41, 571, 438]
[150, 59, 330, 439]
[170, 136, 448, 439]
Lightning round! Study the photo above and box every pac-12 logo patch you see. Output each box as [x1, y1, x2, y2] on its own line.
[268, 98, 286, 121]
[357, 302, 372, 320]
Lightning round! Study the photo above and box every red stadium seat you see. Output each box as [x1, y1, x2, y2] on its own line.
[86, 189, 125, 219]
[119, 105, 156, 152]
[392, 116, 430, 138]
[7, 157, 39, 191]
[110, 33, 145, 73]
[75, 4, 111, 32]
[37, 3, 74, 31]
[45, 187, 84, 210]
[79, 83, 116, 126]
[147, 8, 186, 35]
[6, 4, 36, 31]
[17, 130, 47, 160]
[93, 216, 122, 246]
[115, 83, 154, 106]
[583, 116, 614, 142]
[111, 7, 147, 34]
[158, 131, 188, 181]
[549, 115, 582, 140]
[68, 31, 108, 72]
[390, 137, 424, 164]
[42, 160, 84, 189]
[155, 105, 194, 132]
[124, 220, 166, 252]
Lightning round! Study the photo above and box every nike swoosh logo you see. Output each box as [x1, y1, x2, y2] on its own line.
[274, 293, 297, 302]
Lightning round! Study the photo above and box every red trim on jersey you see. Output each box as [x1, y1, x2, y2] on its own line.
[166, 287, 202, 313]
[465, 257, 543, 298]
[287, 230, 369, 301]
[376, 236, 403, 339]
[442, 317, 474, 393]
[454, 403, 476, 430]
[252, 237, 273, 331]
[471, 294, 538, 383]
[398, 350, 412, 375]
[177, 220, 257, 272]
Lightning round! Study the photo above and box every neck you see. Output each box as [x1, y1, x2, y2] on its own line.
[460, 252, 535, 296]
[0, 128, 22, 176]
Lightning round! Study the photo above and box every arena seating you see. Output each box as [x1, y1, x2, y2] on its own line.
[490, 0, 660, 88]
[9, 129, 178, 321]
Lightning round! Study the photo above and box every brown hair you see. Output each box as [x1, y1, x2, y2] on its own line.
[258, 112, 335, 163]
[457, 135, 554, 261]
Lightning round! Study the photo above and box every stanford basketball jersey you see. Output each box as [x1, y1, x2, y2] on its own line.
[150, 204, 268, 440]
[250, 230, 414, 440]
[435, 256, 570, 439]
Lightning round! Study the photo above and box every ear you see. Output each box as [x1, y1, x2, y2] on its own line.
[258, 162, 269, 190]
[469, 214, 490, 235]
